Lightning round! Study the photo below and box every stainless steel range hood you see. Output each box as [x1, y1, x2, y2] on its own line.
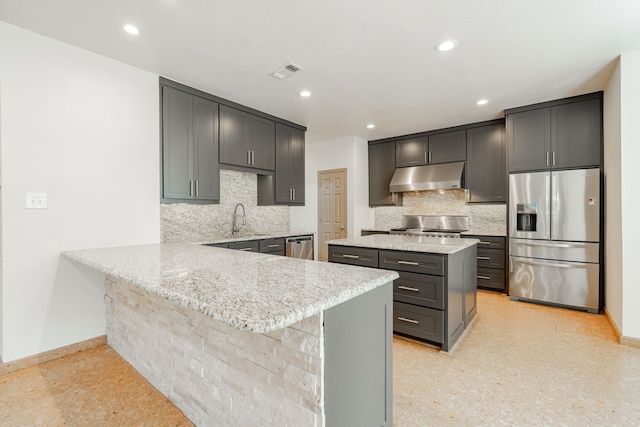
[389, 161, 464, 192]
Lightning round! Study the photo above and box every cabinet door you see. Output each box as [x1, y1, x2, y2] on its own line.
[428, 130, 466, 164]
[219, 105, 250, 167]
[193, 97, 220, 201]
[289, 127, 305, 204]
[369, 141, 402, 206]
[396, 137, 427, 167]
[466, 123, 506, 203]
[162, 87, 193, 199]
[249, 115, 275, 170]
[551, 99, 601, 168]
[274, 124, 292, 204]
[507, 108, 550, 172]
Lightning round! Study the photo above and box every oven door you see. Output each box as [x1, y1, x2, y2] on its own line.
[509, 256, 599, 312]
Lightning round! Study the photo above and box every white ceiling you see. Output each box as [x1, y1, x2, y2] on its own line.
[1, 0, 640, 143]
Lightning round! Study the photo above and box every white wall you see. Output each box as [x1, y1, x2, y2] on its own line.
[620, 50, 640, 339]
[604, 58, 623, 330]
[290, 136, 374, 257]
[0, 22, 160, 362]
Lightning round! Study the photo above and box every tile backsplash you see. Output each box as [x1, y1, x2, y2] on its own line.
[161, 170, 290, 242]
[374, 189, 506, 235]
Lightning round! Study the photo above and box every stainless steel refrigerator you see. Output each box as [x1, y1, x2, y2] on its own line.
[508, 168, 600, 312]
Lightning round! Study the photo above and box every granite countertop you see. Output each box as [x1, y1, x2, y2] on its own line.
[328, 234, 479, 254]
[62, 243, 397, 333]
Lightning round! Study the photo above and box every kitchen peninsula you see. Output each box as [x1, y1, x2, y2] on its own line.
[63, 242, 398, 426]
[328, 234, 478, 351]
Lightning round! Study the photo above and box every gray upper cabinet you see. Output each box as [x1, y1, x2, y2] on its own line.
[162, 86, 219, 203]
[428, 130, 466, 164]
[396, 130, 466, 167]
[466, 122, 506, 203]
[258, 124, 305, 205]
[551, 98, 601, 168]
[369, 141, 402, 207]
[507, 108, 550, 172]
[507, 93, 602, 172]
[275, 124, 305, 205]
[219, 105, 275, 171]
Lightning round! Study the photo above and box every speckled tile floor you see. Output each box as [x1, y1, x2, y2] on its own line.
[394, 290, 640, 426]
[1, 291, 639, 426]
[0, 345, 193, 427]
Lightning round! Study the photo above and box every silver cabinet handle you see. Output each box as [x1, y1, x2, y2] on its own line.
[292, 188, 295, 201]
[478, 241, 492, 245]
[552, 151, 556, 166]
[477, 256, 491, 260]
[252, 150, 255, 165]
[398, 285, 420, 292]
[195, 180, 199, 197]
[267, 244, 280, 248]
[342, 254, 360, 259]
[397, 260, 419, 266]
[397, 317, 419, 324]
[546, 151, 549, 167]
[238, 247, 254, 251]
[428, 151, 432, 163]
[247, 150, 251, 165]
[424, 151, 427, 164]
[189, 180, 193, 197]
[477, 275, 491, 280]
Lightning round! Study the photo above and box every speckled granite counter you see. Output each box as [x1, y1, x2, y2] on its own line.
[63, 242, 396, 333]
[63, 242, 397, 425]
[189, 231, 315, 245]
[328, 234, 479, 254]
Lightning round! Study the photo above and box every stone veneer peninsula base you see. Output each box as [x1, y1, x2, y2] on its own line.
[105, 276, 393, 426]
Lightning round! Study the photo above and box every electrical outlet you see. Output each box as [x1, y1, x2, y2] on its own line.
[26, 193, 47, 209]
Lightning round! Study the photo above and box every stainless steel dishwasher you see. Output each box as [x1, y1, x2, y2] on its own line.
[286, 235, 314, 259]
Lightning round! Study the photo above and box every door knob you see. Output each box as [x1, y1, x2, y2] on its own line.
[340, 226, 345, 230]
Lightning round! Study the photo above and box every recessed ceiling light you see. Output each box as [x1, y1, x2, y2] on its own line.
[435, 39, 458, 52]
[366, 124, 375, 129]
[299, 90, 311, 97]
[123, 24, 140, 35]
[476, 99, 489, 106]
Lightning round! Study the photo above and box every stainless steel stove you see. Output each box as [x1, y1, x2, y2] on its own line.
[389, 215, 469, 238]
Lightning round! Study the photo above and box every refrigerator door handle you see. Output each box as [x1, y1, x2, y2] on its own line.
[517, 241, 572, 248]
[511, 257, 577, 269]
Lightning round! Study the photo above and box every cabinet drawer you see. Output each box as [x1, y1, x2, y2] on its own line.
[393, 271, 444, 310]
[465, 235, 505, 249]
[393, 302, 444, 344]
[379, 250, 444, 276]
[328, 246, 378, 268]
[228, 240, 260, 252]
[476, 268, 505, 291]
[259, 238, 285, 253]
[477, 248, 505, 269]
[204, 242, 229, 249]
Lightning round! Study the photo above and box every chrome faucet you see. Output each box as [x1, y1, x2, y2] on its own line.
[232, 203, 246, 235]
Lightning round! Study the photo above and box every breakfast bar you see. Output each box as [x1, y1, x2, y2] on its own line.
[63, 243, 398, 426]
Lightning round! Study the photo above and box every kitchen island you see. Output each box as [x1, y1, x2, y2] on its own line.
[328, 234, 478, 351]
[63, 242, 398, 426]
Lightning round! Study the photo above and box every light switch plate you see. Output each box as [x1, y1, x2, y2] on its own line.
[26, 193, 47, 209]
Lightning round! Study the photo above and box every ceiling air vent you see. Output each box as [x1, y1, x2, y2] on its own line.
[272, 62, 303, 79]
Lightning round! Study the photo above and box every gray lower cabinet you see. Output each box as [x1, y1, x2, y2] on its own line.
[204, 238, 286, 256]
[465, 235, 506, 292]
[466, 122, 506, 203]
[328, 244, 476, 351]
[258, 124, 305, 205]
[259, 238, 285, 256]
[369, 141, 402, 207]
[161, 86, 220, 203]
[219, 105, 275, 172]
[324, 282, 393, 426]
[506, 93, 602, 172]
